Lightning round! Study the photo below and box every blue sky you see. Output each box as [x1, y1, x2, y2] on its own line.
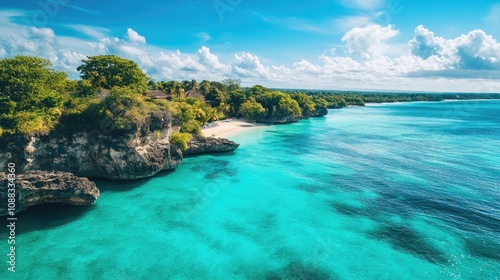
[1, 0, 499, 92]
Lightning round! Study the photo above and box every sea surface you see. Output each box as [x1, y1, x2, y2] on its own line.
[2, 100, 500, 279]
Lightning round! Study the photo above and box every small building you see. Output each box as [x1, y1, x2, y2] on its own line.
[148, 90, 172, 100]
[184, 89, 205, 101]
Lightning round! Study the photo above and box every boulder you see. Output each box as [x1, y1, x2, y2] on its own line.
[184, 135, 239, 155]
[0, 171, 100, 215]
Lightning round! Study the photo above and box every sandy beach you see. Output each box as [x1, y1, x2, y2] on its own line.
[202, 119, 263, 138]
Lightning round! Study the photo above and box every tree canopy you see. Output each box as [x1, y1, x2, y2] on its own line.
[77, 55, 148, 93]
[0, 56, 68, 134]
[239, 98, 266, 121]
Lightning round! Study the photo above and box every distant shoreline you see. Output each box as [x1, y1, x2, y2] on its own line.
[360, 98, 500, 107]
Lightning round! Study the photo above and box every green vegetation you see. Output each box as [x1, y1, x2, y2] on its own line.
[170, 132, 192, 151]
[1, 54, 498, 139]
[0, 56, 68, 134]
[284, 90, 500, 108]
[239, 98, 266, 121]
[77, 55, 148, 93]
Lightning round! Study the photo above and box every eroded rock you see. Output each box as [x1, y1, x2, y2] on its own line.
[0, 171, 100, 215]
[184, 135, 239, 155]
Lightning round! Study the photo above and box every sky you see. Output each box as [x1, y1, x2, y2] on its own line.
[0, 0, 499, 92]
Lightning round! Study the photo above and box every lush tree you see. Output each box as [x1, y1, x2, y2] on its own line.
[181, 80, 191, 92]
[199, 80, 211, 96]
[246, 85, 270, 97]
[0, 56, 68, 134]
[183, 79, 199, 95]
[253, 91, 301, 120]
[189, 79, 199, 92]
[77, 55, 148, 93]
[205, 87, 225, 107]
[273, 94, 301, 119]
[227, 89, 247, 116]
[159, 81, 184, 98]
[222, 78, 241, 93]
[74, 80, 98, 97]
[209, 81, 228, 94]
[292, 93, 316, 117]
[170, 100, 206, 134]
[239, 98, 266, 121]
[147, 77, 157, 90]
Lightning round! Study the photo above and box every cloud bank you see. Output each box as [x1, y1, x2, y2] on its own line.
[0, 11, 499, 92]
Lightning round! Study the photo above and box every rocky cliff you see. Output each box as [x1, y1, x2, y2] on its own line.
[184, 135, 240, 155]
[0, 171, 99, 215]
[0, 111, 183, 180]
[312, 106, 328, 117]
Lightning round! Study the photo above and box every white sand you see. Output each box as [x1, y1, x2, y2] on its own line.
[202, 119, 263, 138]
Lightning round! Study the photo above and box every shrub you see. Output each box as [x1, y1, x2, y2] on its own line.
[170, 132, 192, 151]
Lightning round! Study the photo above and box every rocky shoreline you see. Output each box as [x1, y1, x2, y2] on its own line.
[0, 108, 326, 214]
[0, 171, 99, 215]
[0, 111, 241, 215]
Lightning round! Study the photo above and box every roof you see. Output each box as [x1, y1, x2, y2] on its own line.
[148, 90, 171, 99]
[185, 89, 205, 101]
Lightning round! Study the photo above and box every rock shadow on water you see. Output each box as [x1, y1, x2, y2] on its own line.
[190, 159, 239, 180]
[92, 173, 168, 193]
[266, 261, 339, 280]
[369, 223, 449, 264]
[8, 203, 94, 235]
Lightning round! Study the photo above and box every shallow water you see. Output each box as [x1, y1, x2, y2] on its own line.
[2, 100, 499, 279]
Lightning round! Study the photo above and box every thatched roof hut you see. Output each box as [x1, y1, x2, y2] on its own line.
[148, 90, 172, 100]
[184, 89, 205, 101]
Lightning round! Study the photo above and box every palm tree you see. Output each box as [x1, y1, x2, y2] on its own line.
[181, 80, 190, 92]
[190, 79, 199, 91]
[173, 82, 184, 99]
[199, 80, 211, 96]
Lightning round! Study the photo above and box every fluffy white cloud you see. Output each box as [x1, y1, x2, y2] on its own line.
[125, 28, 146, 44]
[408, 25, 500, 75]
[454, 30, 500, 70]
[197, 46, 230, 73]
[342, 24, 399, 59]
[233, 52, 269, 78]
[409, 25, 446, 59]
[0, 10, 499, 93]
[28, 27, 56, 41]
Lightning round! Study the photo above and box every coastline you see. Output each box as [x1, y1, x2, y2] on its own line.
[202, 119, 266, 138]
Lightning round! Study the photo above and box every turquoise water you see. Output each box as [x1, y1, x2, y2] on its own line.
[2, 100, 500, 279]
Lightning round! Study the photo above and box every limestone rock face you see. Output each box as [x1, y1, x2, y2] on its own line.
[184, 135, 239, 155]
[0, 171, 100, 215]
[0, 111, 183, 180]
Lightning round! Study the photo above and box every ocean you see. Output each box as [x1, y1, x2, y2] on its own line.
[2, 100, 499, 279]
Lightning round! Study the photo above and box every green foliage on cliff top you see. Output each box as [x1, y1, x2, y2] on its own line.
[7, 54, 494, 138]
[170, 132, 192, 151]
[58, 87, 173, 133]
[239, 98, 266, 121]
[77, 55, 148, 93]
[0, 56, 68, 135]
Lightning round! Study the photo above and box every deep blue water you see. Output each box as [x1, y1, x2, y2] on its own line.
[2, 100, 499, 279]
